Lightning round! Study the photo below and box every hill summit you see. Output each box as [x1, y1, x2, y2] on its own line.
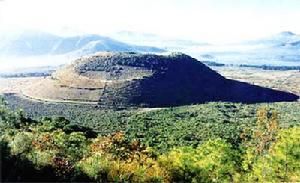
[23, 52, 298, 108]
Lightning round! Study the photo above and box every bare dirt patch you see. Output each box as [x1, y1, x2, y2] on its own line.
[0, 77, 41, 94]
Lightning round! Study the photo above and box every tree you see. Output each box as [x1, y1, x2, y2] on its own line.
[251, 127, 300, 182]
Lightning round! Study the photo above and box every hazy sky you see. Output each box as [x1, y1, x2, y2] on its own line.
[1, 0, 300, 43]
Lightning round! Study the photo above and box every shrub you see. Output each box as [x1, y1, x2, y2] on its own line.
[247, 127, 300, 182]
[77, 132, 169, 182]
[10, 132, 34, 155]
[159, 139, 240, 183]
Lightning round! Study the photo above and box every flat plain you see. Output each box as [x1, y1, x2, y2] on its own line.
[213, 66, 300, 97]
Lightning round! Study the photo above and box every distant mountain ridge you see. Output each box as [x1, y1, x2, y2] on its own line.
[2, 30, 300, 69]
[0, 31, 165, 57]
[196, 31, 300, 66]
[245, 31, 300, 47]
[110, 31, 208, 51]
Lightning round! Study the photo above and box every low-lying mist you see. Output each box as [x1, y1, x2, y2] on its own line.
[0, 55, 73, 74]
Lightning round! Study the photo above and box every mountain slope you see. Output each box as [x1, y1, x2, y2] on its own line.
[0, 31, 165, 57]
[111, 31, 208, 51]
[196, 31, 300, 66]
[0, 31, 61, 56]
[245, 31, 300, 46]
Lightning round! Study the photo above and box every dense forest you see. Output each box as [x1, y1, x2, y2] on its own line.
[1, 97, 299, 182]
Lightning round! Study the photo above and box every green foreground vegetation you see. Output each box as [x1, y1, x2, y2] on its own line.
[1, 97, 300, 182]
[4, 94, 300, 152]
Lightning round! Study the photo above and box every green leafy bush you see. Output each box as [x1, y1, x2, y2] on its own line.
[159, 139, 240, 183]
[244, 127, 300, 182]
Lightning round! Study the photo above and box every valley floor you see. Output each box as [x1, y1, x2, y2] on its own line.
[0, 77, 41, 95]
[212, 66, 300, 97]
